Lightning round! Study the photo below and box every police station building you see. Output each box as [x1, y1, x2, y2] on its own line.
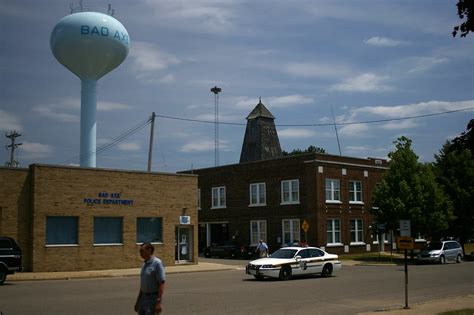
[0, 164, 198, 272]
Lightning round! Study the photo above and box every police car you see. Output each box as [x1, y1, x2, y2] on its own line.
[245, 246, 341, 280]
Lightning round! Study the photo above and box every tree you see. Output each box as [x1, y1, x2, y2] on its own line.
[434, 120, 474, 253]
[282, 145, 326, 156]
[371, 137, 453, 239]
[453, 0, 474, 37]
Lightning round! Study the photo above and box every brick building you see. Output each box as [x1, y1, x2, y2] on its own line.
[185, 100, 389, 254]
[0, 164, 198, 272]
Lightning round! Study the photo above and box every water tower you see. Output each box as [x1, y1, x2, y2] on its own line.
[50, 11, 130, 167]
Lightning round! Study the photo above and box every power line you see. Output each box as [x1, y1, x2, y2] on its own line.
[58, 117, 151, 166]
[154, 107, 474, 127]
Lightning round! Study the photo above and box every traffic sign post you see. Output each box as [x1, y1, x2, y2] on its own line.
[302, 220, 309, 244]
[399, 220, 412, 309]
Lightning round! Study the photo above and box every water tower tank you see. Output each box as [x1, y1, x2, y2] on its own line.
[50, 11, 130, 167]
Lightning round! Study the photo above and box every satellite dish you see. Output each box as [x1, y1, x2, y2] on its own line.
[50, 12, 130, 167]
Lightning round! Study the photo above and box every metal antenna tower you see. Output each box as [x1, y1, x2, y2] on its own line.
[5, 130, 22, 167]
[330, 105, 342, 156]
[210, 86, 222, 166]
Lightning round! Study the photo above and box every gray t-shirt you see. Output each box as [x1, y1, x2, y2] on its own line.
[140, 256, 165, 293]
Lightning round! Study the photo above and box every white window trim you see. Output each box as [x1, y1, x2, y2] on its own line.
[93, 243, 124, 246]
[326, 243, 343, 247]
[211, 186, 226, 209]
[249, 182, 266, 207]
[280, 179, 300, 205]
[250, 220, 267, 246]
[282, 219, 301, 244]
[326, 218, 341, 245]
[349, 180, 363, 203]
[325, 178, 341, 203]
[350, 242, 366, 246]
[350, 219, 364, 243]
[135, 242, 164, 245]
[45, 244, 79, 248]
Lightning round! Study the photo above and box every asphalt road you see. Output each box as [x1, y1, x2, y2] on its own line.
[1, 261, 473, 314]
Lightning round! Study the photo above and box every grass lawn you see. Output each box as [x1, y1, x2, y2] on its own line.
[339, 252, 406, 264]
[438, 309, 474, 315]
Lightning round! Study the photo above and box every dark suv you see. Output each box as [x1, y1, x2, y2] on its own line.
[0, 237, 22, 284]
[203, 241, 256, 259]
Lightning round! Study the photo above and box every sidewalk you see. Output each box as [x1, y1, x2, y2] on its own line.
[7, 260, 473, 314]
[360, 295, 474, 315]
[8, 261, 237, 281]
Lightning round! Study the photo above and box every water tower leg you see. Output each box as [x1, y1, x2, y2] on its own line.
[80, 79, 97, 168]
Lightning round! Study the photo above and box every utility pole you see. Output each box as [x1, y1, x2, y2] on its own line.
[5, 130, 22, 167]
[210, 86, 222, 167]
[147, 112, 156, 172]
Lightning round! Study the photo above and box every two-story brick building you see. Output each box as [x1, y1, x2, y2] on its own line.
[185, 100, 389, 254]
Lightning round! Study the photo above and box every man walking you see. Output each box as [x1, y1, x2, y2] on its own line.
[135, 242, 166, 315]
[256, 239, 269, 258]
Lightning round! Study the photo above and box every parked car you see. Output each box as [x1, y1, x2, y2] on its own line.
[0, 236, 22, 285]
[246, 246, 341, 280]
[203, 241, 256, 259]
[416, 240, 463, 264]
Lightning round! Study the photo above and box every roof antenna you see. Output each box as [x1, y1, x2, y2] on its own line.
[330, 105, 342, 156]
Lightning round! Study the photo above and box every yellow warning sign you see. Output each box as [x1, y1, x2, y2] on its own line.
[302, 220, 309, 233]
[397, 236, 414, 250]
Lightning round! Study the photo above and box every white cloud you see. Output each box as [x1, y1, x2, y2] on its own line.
[331, 73, 393, 93]
[283, 62, 350, 78]
[97, 101, 131, 111]
[381, 119, 419, 130]
[129, 41, 180, 82]
[179, 139, 229, 153]
[268, 95, 314, 108]
[339, 123, 370, 137]
[144, 0, 235, 34]
[408, 57, 448, 73]
[20, 141, 53, 159]
[365, 36, 408, 47]
[278, 128, 316, 138]
[32, 104, 78, 123]
[118, 142, 141, 151]
[233, 95, 313, 109]
[159, 74, 176, 84]
[353, 100, 474, 118]
[0, 110, 22, 131]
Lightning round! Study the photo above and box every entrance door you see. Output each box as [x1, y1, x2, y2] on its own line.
[175, 226, 192, 262]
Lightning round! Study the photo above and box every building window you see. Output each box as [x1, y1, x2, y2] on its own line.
[250, 183, 266, 206]
[198, 189, 201, 210]
[250, 220, 267, 245]
[282, 219, 300, 244]
[350, 219, 364, 244]
[46, 216, 78, 245]
[326, 219, 341, 245]
[94, 217, 123, 245]
[325, 179, 341, 202]
[281, 179, 299, 204]
[212, 186, 226, 208]
[137, 217, 163, 243]
[349, 181, 363, 203]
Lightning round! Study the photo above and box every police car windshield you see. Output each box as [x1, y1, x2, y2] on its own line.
[271, 249, 298, 259]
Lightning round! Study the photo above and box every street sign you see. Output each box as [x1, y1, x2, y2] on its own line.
[397, 236, 414, 250]
[399, 220, 411, 237]
[302, 220, 309, 233]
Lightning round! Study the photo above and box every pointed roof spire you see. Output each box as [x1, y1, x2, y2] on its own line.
[240, 98, 282, 163]
[246, 98, 275, 120]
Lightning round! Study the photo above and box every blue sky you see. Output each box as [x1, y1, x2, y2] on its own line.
[1, 0, 473, 172]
